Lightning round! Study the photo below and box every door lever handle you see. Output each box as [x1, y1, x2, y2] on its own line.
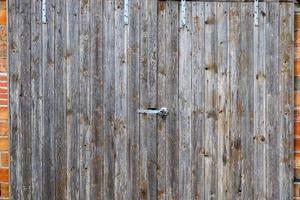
[138, 107, 169, 117]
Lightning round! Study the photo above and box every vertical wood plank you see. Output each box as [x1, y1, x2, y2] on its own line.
[31, 0, 43, 199]
[279, 3, 294, 199]
[114, 0, 129, 198]
[178, 2, 192, 199]
[157, 1, 166, 199]
[253, 2, 267, 200]
[127, 0, 140, 199]
[18, 0, 32, 198]
[18, 0, 33, 198]
[216, 2, 229, 199]
[103, 1, 115, 199]
[240, 3, 254, 200]
[139, 0, 158, 199]
[79, 0, 91, 199]
[42, 0, 56, 197]
[90, 0, 104, 199]
[228, 3, 242, 199]
[55, 0, 67, 198]
[165, 2, 179, 199]
[66, 0, 80, 199]
[265, 3, 280, 199]
[9, 0, 21, 198]
[204, 2, 218, 199]
[191, 2, 205, 200]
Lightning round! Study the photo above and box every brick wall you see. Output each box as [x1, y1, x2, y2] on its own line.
[0, 0, 8, 199]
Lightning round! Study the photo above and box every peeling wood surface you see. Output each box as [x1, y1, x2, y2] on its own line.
[9, 1, 294, 199]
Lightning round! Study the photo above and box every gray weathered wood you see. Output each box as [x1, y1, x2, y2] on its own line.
[265, 3, 280, 199]
[240, 3, 254, 200]
[165, 2, 180, 199]
[228, 3, 242, 199]
[66, 0, 80, 199]
[178, 2, 192, 199]
[157, 1, 167, 199]
[253, 2, 267, 199]
[103, 1, 115, 199]
[204, 2, 218, 199]
[191, 2, 205, 199]
[31, 0, 43, 199]
[279, 3, 294, 200]
[42, 0, 56, 198]
[79, 0, 91, 198]
[90, 0, 104, 199]
[127, 0, 140, 199]
[139, 0, 158, 199]
[114, 0, 129, 198]
[8, 1, 294, 199]
[54, 0, 67, 198]
[216, 2, 229, 199]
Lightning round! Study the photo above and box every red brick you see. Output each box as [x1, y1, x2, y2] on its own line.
[296, 122, 300, 138]
[0, 94, 7, 100]
[0, 183, 8, 198]
[1, 153, 8, 167]
[0, 107, 7, 120]
[0, 26, 6, 43]
[296, 60, 300, 76]
[0, 88, 7, 94]
[0, 10, 6, 25]
[0, 82, 7, 87]
[0, 169, 8, 182]
[0, 122, 8, 136]
[0, 75, 7, 81]
[0, 138, 8, 151]
[295, 109, 300, 122]
[0, 42, 7, 59]
[0, 59, 6, 72]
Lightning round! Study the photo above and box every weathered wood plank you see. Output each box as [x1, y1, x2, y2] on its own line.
[90, 0, 104, 198]
[127, 0, 140, 199]
[253, 2, 267, 199]
[18, 0, 32, 198]
[139, 0, 158, 199]
[265, 3, 280, 199]
[165, 2, 179, 199]
[103, 1, 115, 199]
[66, 0, 80, 199]
[42, 0, 56, 197]
[191, 2, 205, 199]
[204, 2, 218, 199]
[157, 1, 166, 199]
[178, 2, 192, 199]
[8, 0, 21, 198]
[228, 3, 242, 199]
[31, 0, 43, 199]
[79, 0, 92, 198]
[216, 2, 229, 199]
[54, 0, 67, 198]
[240, 3, 254, 200]
[114, 0, 129, 198]
[279, 3, 294, 199]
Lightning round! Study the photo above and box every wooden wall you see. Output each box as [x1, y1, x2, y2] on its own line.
[0, 0, 9, 199]
[8, 0, 294, 199]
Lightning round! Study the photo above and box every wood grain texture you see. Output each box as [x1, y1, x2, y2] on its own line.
[8, 1, 294, 199]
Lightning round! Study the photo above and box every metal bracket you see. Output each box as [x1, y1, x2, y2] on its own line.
[124, 0, 129, 25]
[42, 0, 47, 24]
[180, 0, 187, 28]
[254, 0, 259, 26]
[138, 107, 169, 118]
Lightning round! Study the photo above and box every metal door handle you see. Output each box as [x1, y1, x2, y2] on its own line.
[138, 107, 169, 117]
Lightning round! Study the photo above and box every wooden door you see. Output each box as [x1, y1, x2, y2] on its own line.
[8, 0, 294, 199]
